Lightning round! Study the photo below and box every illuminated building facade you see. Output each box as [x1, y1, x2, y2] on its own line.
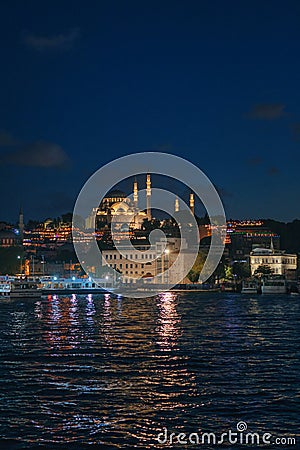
[24, 221, 72, 248]
[101, 237, 188, 284]
[0, 229, 20, 247]
[226, 220, 280, 259]
[250, 247, 297, 276]
[85, 183, 148, 231]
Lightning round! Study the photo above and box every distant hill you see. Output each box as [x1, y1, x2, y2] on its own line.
[264, 219, 300, 253]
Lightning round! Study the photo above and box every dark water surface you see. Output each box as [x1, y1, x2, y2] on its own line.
[0, 292, 299, 449]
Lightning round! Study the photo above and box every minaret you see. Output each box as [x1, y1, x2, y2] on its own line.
[133, 177, 138, 208]
[19, 206, 24, 244]
[189, 192, 195, 215]
[175, 196, 179, 213]
[146, 173, 151, 220]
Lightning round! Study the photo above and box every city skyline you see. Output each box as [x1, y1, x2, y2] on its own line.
[0, 4, 299, 448]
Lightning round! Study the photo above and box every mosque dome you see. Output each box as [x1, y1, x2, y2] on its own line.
[100, 190, 128, 211]
[104, 190, 126, 199]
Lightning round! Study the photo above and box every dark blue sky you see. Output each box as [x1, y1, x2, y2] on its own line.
[1, 0, 300, 222]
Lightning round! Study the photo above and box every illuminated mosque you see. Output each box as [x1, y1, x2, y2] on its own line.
[85, 174, 196, 230]
[85, 175, 152, 230]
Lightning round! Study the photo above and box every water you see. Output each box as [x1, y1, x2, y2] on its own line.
[0, 292, 299, 448]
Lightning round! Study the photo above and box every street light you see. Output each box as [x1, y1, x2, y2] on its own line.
[161, 248, 170, 285]
[17, 255, 23, 275]
[41, 255, 45, 276]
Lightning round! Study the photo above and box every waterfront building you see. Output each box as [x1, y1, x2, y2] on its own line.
[250, 246, 297, 277]
[101, 237, 190, 284]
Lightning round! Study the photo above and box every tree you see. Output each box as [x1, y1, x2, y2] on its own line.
[141, 218, 161, 232]
[224, 265, 233, 280]
[0, 247, 25, 275]
[187, 251, 207, 282]
[26, 220, 41, 230]
[61, 212, 73, 223]
[233, 262, 251, 279]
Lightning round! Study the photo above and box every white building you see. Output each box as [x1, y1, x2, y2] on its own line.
[101, 237, 191, 284]
[250, 247, 297, 276]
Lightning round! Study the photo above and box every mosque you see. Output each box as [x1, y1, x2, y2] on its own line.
[85, 174, 195, 230]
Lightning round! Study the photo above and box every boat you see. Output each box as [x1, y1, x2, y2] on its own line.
[10, 279, 42, 299]
[39, 276, 113, 294]
[0, 281, 11, 297]
[241, 280, 258, 294]
[0, 276, 15, 297]
[261, 277, 287, 294]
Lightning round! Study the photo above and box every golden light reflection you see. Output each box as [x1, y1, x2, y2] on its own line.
[156, 291, 181, 350]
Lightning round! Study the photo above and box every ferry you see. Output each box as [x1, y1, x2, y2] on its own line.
[39, 276, 113, 294]
[241, 280, 258, 294]
[261, 277, 287, 294]
[10, 279, 42, 299]
[0, 276, 14, 297]
[0, 281, 11, 297]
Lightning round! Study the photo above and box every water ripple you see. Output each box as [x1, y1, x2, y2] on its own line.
[0, 292, 299, 448]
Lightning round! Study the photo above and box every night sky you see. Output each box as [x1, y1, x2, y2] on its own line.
[1, 1, 300, 222]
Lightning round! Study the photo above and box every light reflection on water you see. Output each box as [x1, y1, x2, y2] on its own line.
[0, 293, 299, 448]
[156, 292, 181, 350]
